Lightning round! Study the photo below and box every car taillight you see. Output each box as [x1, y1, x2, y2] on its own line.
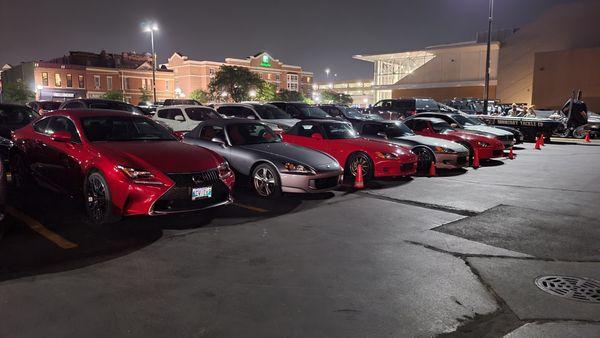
[407, 110, 417, 116]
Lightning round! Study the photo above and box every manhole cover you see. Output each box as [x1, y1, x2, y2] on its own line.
[535, 276, 600, 303]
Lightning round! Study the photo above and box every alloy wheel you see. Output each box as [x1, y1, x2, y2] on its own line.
[349, 155, 370, 177]
[253, 167, 276, 197]
[412, 147, 435, 172]
[86, 175, 108, 223]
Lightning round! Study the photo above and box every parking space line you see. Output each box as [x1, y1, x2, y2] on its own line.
[7, 207, 79, 249]
[232, 203, 268, 213]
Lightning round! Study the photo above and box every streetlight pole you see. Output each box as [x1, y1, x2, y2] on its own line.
[483, 0, 494, 115]
[144, 23, 158, 104]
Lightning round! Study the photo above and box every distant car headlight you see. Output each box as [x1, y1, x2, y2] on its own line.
[218, 161, 234, 179]
[476, 141, 490, 148]
[282, 162, 316, 175]
[117, 165, 163, 185]
[433, 146, 456, 154]
[375, 151, 399, 160]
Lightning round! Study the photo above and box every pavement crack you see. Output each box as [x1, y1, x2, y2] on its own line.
[357, 192, 479, 216]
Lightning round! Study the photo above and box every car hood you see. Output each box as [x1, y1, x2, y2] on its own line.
[240, 142, 340, 171]
[92, 140, 223, 173]
[464, 125, 512, 136]
[391, 135, 468, 152]
[262, 118, 301, 128]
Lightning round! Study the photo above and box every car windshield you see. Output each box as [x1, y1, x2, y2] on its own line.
[298, 105, 330, 118]
[432, 121, 454, 133]
[252, 104, 291, 119]
[416, 99, 442, 111]
[81, 116, 177, 142]
[88, 101, 144, 115]
[227, 123, 280, 145]
[339, 107, 365, 119]
[0, 105, 39, 126]
[39, 102, 61, 110]
[322, 122, 358, 139]
[452, 114, 485, 126]
[384, 122, 415, 137]
[185, 107, 220, 121]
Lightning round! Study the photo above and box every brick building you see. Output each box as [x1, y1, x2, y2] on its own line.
[166, 52, 313, 98]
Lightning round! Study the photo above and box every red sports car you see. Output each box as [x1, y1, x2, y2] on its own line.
[403, 117, 505, 161]
[11, 110, 235, 224]
[283, 120, 417, 180]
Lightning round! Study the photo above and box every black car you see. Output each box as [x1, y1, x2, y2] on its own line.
[0, 160, 6, 240]
[0, 104, 40, 166]
[268, 102, 332, 120]
[59, 99, 144, 115]
[318, 104, 384, 128]
[367, 98, 445, 120]
[27, 101, 61, 114]
[163, 99, 202, 106]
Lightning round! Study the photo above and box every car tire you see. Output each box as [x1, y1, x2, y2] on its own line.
[84, 171, 121, 225]
[411, 146, 435, 173]
[573, 126, 587, 139]
[346, 152, 374, 180]
[251, 163, 282, 198]
[456, 141, 475, 164]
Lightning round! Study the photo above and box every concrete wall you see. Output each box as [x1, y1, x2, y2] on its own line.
[532, 47, 600, 111]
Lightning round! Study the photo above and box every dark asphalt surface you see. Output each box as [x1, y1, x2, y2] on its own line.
[0, 139, 599, 337]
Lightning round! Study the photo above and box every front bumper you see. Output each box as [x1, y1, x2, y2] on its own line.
[374, 160, 418, 177]
[280, 170, 343, 193]
[435, 152, 469, 169]
[477, 146, 505, 160]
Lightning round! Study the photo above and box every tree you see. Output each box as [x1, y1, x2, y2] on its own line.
[275, 89, 305, 102]
[320, 90, 353, 105]
[2, 82, 34, 104]
[139, 88, 151, 103]
[208, 66, 264, 102]
[189, 89, 210, 104]
[256, 82, 277, 102]
[103, 90, 124, 101]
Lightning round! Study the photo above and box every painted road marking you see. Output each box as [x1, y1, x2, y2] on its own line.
[7, 207, 78, 249]
[232, 203, 268, 213]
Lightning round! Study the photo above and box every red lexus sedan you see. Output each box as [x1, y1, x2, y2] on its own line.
[283, 120, 418, 180]
[11, 110, 235, 224]
[403, 117, 505, 161]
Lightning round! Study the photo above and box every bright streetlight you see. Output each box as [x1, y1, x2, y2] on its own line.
[143, 22, 159, 104]
[249, 90, 257, 98]
[325, 68, 330, 79]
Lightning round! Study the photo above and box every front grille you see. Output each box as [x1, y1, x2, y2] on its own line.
[310, 175, 339, 190]
[457, 156, 467, 165]
[402, 162, 415, 171]
[167, 169, 220, 187]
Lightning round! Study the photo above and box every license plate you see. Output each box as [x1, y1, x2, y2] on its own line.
[192, 186, 212, 200]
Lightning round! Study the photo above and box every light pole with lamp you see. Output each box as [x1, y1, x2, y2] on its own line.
[144, 22, 159, 104]
[36, 85, 43, 101]
[483, 0, 494, 115]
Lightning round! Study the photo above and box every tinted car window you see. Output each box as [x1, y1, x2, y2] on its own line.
[227, 123, 279, 145]
[252, 104, 291, 119]
[62, 101, 85, 109]
[88, 101, 143, 115]
[199, 125, 225, 141]
[416, 99, 440, 111]
[47, 116, 81, 142]
[361, 123, 384, 136]
[157, 109, 184, 120]
[219, 106, 255, 119]
[297, 105, 330, 118]
[163, 99, 201, 106]
[33, 118, 51, 134]
[296, 123, 322, 137]
[269, 102, 286, 110]
[321, 122, 357, 139]
[185, 108, 219, 121]
[0, 105, 39, 126]
[81, 116, 176, 142]
[35, 102, 61, 111]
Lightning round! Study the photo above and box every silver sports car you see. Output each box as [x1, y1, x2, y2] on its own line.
[183, 119, 343, 198]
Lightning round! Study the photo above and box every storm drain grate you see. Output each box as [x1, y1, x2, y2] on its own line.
[535, 276, 600, 303]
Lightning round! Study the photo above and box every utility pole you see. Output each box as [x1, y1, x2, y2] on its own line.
[483, 0, 494, 115]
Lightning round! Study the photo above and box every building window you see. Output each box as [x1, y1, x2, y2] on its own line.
[107, 76, 113, 90]
[125, 78, 131, 90]
[275, 74, 280, 82]
[93, 75, 101, 89]
[41, 72, 48, 86]
[209, 68, 216, 75]
[287, 74, 299, 92]
[142, 78, 147, 90]
[54, 73, 62, 87]
[78, 75, 84, 88]
[66, 74, 73, 88]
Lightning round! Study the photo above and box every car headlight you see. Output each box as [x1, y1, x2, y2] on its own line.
[375, 151, 399, 160]
[218, 161, 234, 179]
[433, 146, 456, 154]
[476, 141, 490, 148]
[282, 162, 316, 175]
[117, 165, 163, 185]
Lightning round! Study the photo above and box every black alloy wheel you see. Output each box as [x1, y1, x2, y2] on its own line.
[412, 146, 435, 172]
[84, 172, 120, 225]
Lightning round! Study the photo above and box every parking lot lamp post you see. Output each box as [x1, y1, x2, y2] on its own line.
[483, 0, 494, 115]
[36, 85, 43, 100]
[144, 23, 159, 104]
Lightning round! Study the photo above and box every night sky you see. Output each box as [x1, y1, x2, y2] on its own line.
[0, 0, 580, 82]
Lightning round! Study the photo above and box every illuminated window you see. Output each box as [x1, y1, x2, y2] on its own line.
[94, 75, 101, 89]
[41, 72, 48, 86]
[286, 74, 299, 92]
[107, 76, 113, 90]
[66, 74, 73, 88]
[78, 75, 84, 88]
[54, 73, 62, 87]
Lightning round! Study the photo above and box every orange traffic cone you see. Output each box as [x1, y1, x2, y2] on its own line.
[472, 149, 480, 169]
[585, 131, 591, 143]
[540, 133, 545, 146]
[534, 136, 541, 150]
[354, 164, 364, 189]
[508, 147, 514, 160]
[428, 160, 436, 177]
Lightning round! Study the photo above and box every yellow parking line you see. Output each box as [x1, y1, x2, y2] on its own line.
[7, 207, 78, 249]
[233, 203, 268, 213]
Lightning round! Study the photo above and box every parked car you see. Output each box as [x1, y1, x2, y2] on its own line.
[184, 119, 343, 198]
[11, 110, 235, 224]
[59, 99, 145, 115]
[355, 120, 469, 170]
[0, 104, 40, 167]
[318, 104, 383, 128]
[27, 101, 61, 115]
[163, 99, 202, 106]
[283, 120, 418, 180]
[367, 98, 443, 120]
[414, 112, 516, 148]
[154, 105, 221, 132]
[215, 103, 300, 132]
[403, 117, 505, 162]
[268, 102, 332, 120]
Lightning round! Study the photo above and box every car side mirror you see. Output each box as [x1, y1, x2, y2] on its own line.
[174, 115, 185, 122]
[450, 123, 458, 128]
[211, 137, 228, 147]
[246, 115, 256, 120]
[50, 131, 72, 143]
[376, 132, 388, 139]
[311, 133, 323, 140]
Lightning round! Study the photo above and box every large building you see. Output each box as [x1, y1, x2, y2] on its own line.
[354, 0, 600, 111]
[2, 51, 174, 104]
[313, 80, 374, 107]
[166, 52, 313, 98]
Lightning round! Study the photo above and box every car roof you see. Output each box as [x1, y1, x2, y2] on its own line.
[42, 109, 138, 119]
[410, 116, 447, 123]
[197, 118, 267, 127]
[158, 105, 213, 110]
[297, 119, 350, 124]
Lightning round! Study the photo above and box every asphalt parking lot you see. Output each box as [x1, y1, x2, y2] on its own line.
[1, 138, 599, 337]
